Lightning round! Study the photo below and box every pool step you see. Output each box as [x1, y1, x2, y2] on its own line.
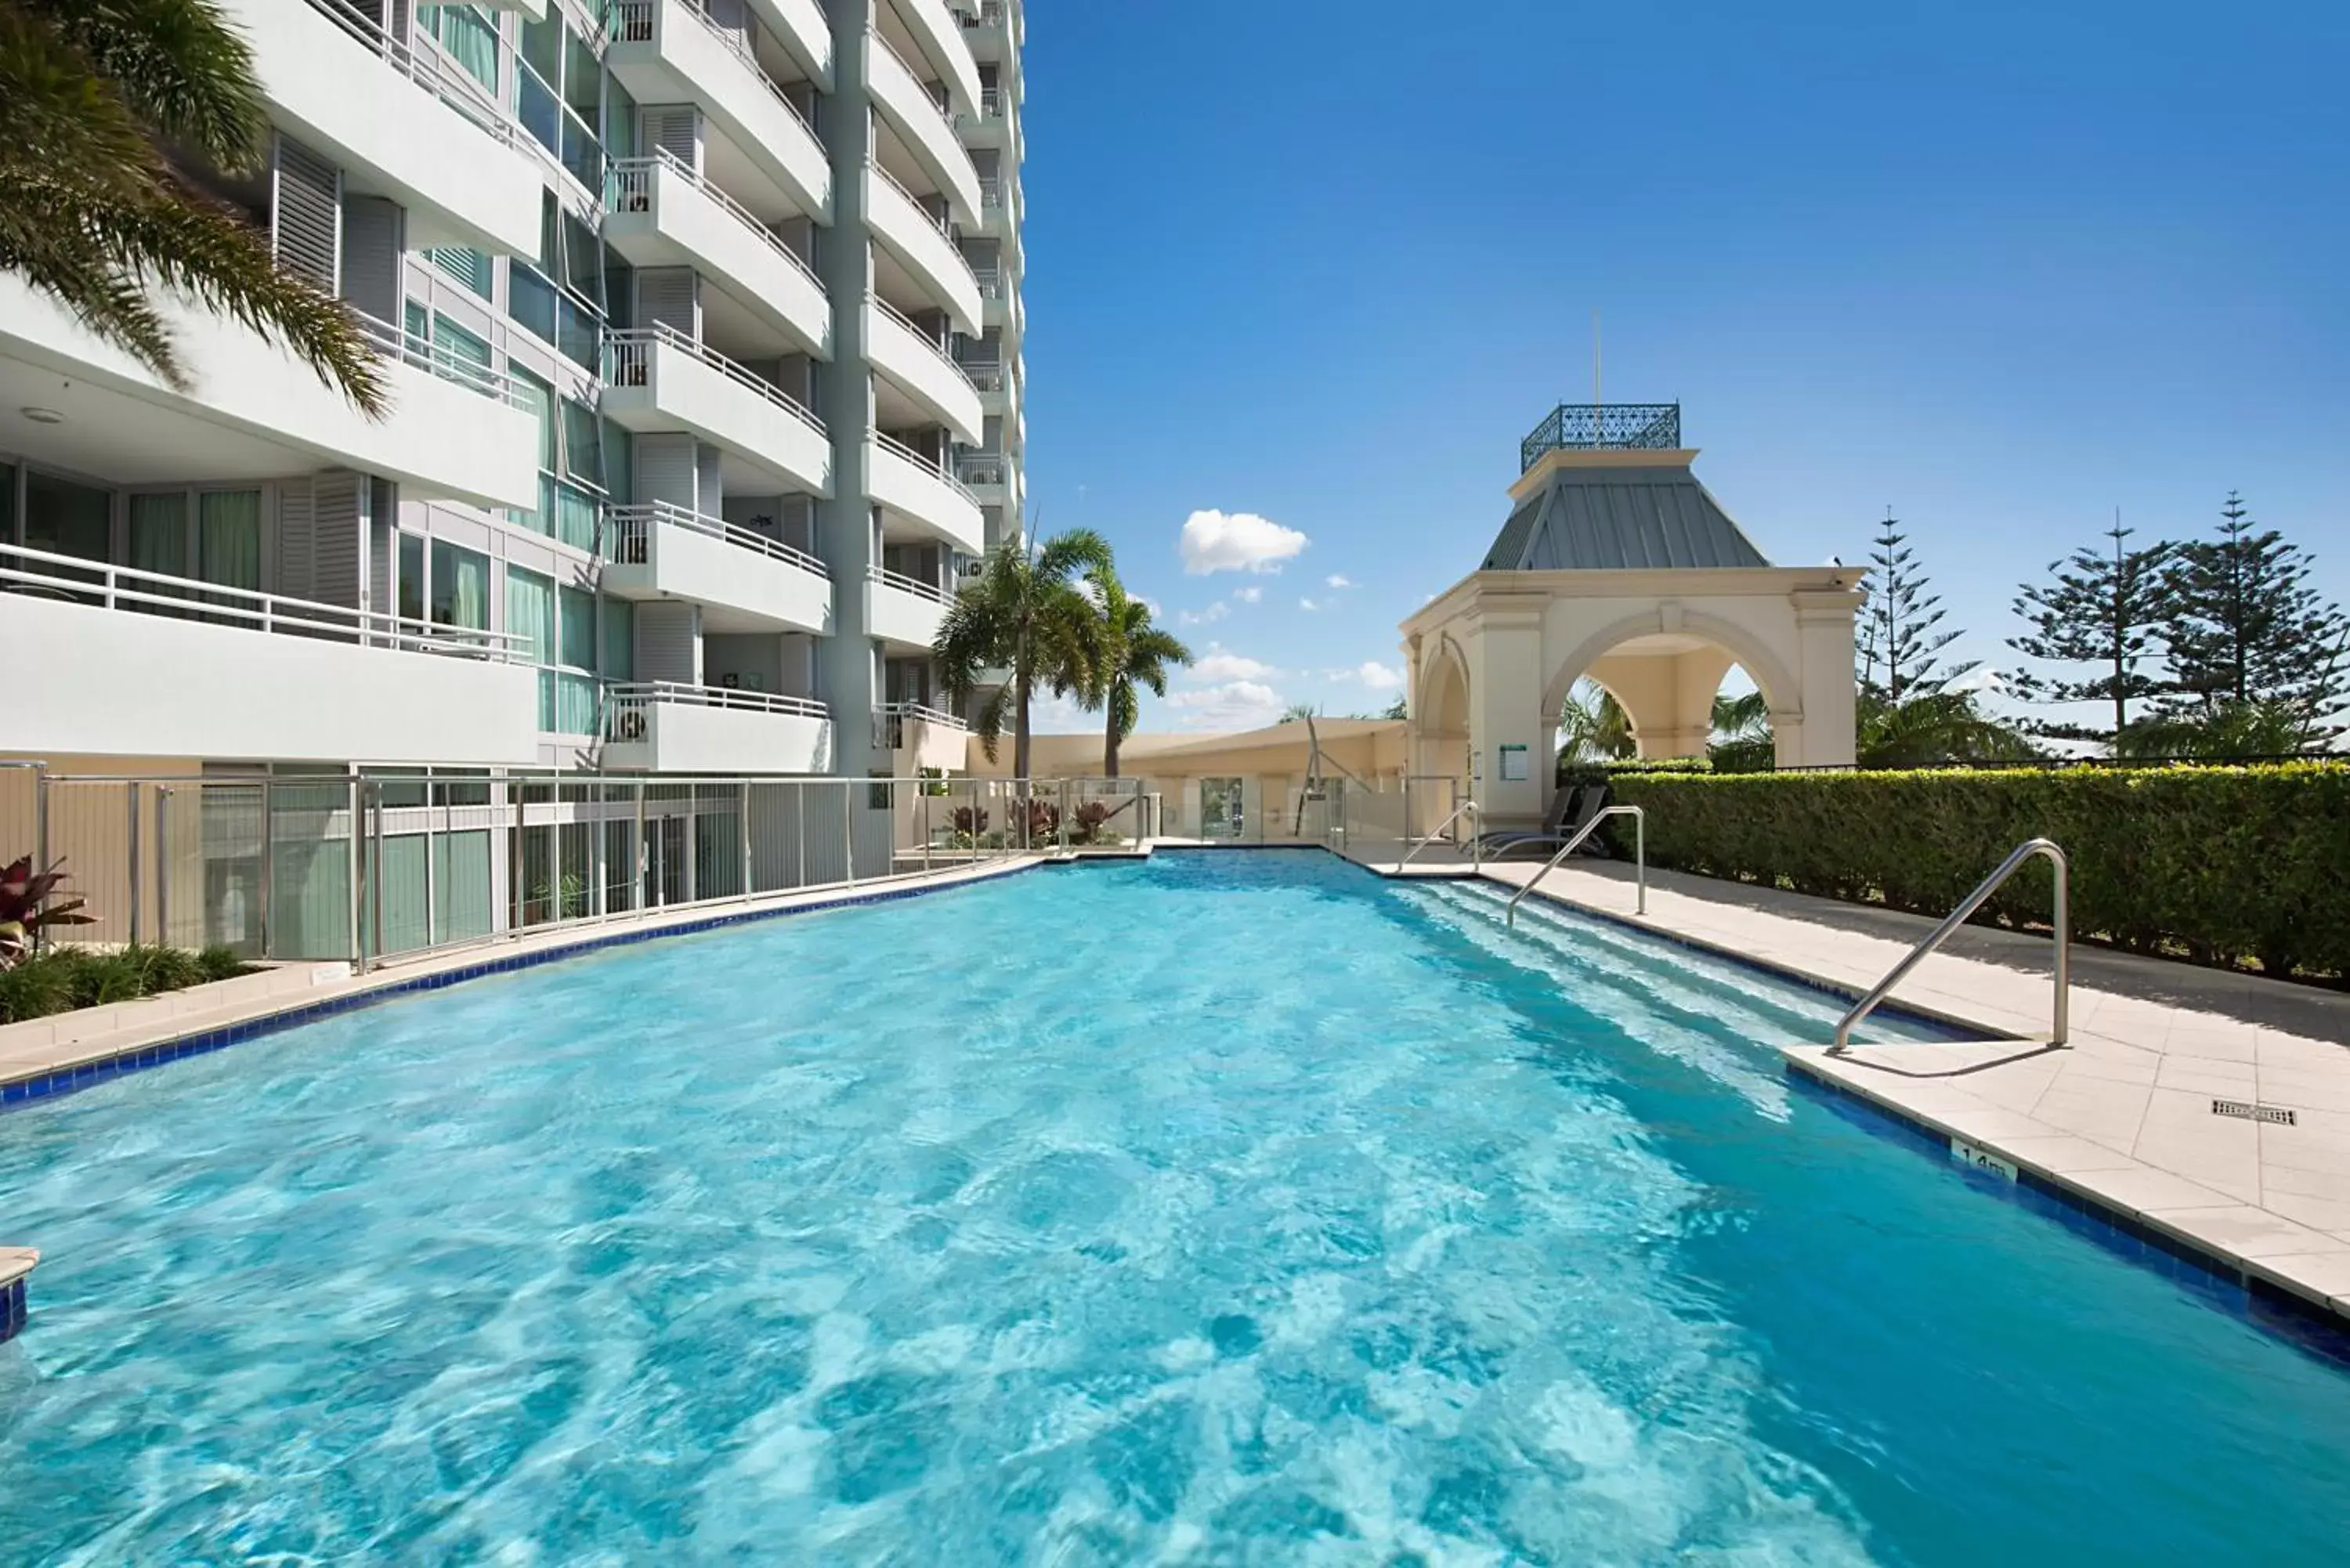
[0, 1247, 36, 1345]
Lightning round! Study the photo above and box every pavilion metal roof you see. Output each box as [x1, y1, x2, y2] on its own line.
[1480, 463, 1773, 572]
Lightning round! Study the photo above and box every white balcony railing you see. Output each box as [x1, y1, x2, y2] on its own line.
[871, 294, 978, 395]
[870, 27, 955, 131]
[956, 453, 1009, 487]
[602, 500, 830, 576]
[978, 173, 1004, 210]
[355, 305, 535, 411]
[606, 151, 826, 292]
[874, 700, 970, 750]
[299, 0, 522, 153]
[869, 563, 947, 604]
[603, 680, 830, 742]
[609, 0, 819, 139]
[0, 540, 525, 660]
[872, 158, 952, 237]
[601, 322, 828, 435]
[874, 430, 982, 507]
[960, 361, 1011, 395]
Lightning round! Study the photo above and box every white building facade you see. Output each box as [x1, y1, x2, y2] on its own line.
[2, 0, 1026, 785]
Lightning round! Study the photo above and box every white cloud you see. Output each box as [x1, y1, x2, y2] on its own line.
[1321, 661, 1404, 689]
[1299, 597, 1320, 612]
[1325, 574, 1355, 589]
[1191, 650, 1276, 682]
[1180, 510, 1309, 576]
[1162, 679, 1286, 731]
[1232, 585, 1263, 604]
[1176, 601, 1229, 627]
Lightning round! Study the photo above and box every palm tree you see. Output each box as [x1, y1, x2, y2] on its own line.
[1856, 688, 2038, 768]
[1, 0, 385, 412]
[1083, 569, 1190, 778]
[1278, 702, 1318, 724]
[1557, 680, 1636, 763]
[935, 527, 1113, 780]
[2116, 699, 2321, 762]
[1709, 689, 1776, 772]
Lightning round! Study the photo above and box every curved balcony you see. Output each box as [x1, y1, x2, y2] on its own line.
[866, 565, 948, 651]
[866, 298, 982, 446]
[893, 0, 981, 117]
[607, 0, 832, 222]
[867, 29, 981, 226]
[750, 0, 833, 89]
[606, 154, 831, 358]
[877, 702, 969, 772]
[870, 436, 985, 555]
[600, 324, 833, 497]
[602, 502, 833, 635]
[601, 682, 833, 774]
[870, 435, 985, 556]
[866, 163, 982, 336]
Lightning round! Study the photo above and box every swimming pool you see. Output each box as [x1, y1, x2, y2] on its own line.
[2, 851, 2346, 1563]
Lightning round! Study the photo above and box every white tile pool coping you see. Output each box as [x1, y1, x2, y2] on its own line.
[1465, 856, 2350, 1328]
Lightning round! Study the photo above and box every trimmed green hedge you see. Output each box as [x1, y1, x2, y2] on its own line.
[1599, 762, 2350, 980]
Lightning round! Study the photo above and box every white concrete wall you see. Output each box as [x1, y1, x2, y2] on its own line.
[607, 522, 834, 636]
[607, 340, 833, 497]
[866, 576, 947, 649]
[0, 279, 539, 511]
[9, 597, 539, 764]
[605, 703, 833, 774]
[232, 0, 541, 255]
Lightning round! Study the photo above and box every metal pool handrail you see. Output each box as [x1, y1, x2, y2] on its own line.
[1399, 799, 1479, 870]
[1831, 838, 2070, 1054]
[1506, 805, 1644, 926]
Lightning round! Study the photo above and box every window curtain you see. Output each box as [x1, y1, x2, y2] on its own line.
[507, 565, 556, 729]
[428, 5, 500, 95]
[510, 370, 555, 536]
[198, 490, 262, 591]
[600, 598, 634, 683]
[432, 313, 493, 393]
[432, 540, 490, 630]
[128, 493, 189, 578]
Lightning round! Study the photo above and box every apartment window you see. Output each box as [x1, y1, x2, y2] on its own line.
[23, 471, 109, 562]
[396, 533, 425, 626]
[427, 245, 494, 300]
[0, 461, 13, 544]
[430, 540, 490, 630]
[601, 598, 634, 683]
[421, 5, 501, 94]
[128, 492, 190, 578]
[556, 584, 599, 733]
[517, 13, 606, 193]
[199, 492, 262, 591]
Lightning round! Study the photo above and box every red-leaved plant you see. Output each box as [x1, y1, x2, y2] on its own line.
[0, 856, 96, 968]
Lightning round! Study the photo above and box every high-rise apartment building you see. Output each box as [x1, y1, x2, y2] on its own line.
[4, 0, 1026, 786]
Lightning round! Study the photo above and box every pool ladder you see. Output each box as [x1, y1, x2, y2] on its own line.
[1831, 838, 2070, 1053]
[1506, 806, 1645, 926]
[1399, 799, 1481, 871]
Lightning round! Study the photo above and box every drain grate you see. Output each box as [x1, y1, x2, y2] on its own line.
[2211, 1099, 2297, 1126]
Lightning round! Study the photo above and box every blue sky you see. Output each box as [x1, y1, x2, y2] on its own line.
[1014, 0, 2350, 732]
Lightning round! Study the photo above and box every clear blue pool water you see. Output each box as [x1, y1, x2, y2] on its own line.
[3, 851, 2348, 1565]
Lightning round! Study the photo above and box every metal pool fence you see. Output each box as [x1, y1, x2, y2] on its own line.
[2, 767, 1155, 973]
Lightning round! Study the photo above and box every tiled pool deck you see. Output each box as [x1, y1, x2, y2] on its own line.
[1470, 854, 2350, 1327]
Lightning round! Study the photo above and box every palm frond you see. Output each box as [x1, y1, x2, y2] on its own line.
[26, 0, 269, 172]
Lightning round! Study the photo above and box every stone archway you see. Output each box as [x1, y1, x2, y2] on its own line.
[1541, 605, 1807, 767]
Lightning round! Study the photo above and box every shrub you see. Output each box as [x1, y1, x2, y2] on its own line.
[1600, 761, 2350, 979]
[0, 943, 258, 1025]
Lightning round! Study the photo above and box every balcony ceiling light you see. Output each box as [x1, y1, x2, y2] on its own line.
[19, 406, 64, 425]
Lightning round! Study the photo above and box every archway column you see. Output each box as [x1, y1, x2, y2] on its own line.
[1793, 591, 1860, 767]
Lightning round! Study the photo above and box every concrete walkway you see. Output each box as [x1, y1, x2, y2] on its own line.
[1477, 857, 2350, 1324]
